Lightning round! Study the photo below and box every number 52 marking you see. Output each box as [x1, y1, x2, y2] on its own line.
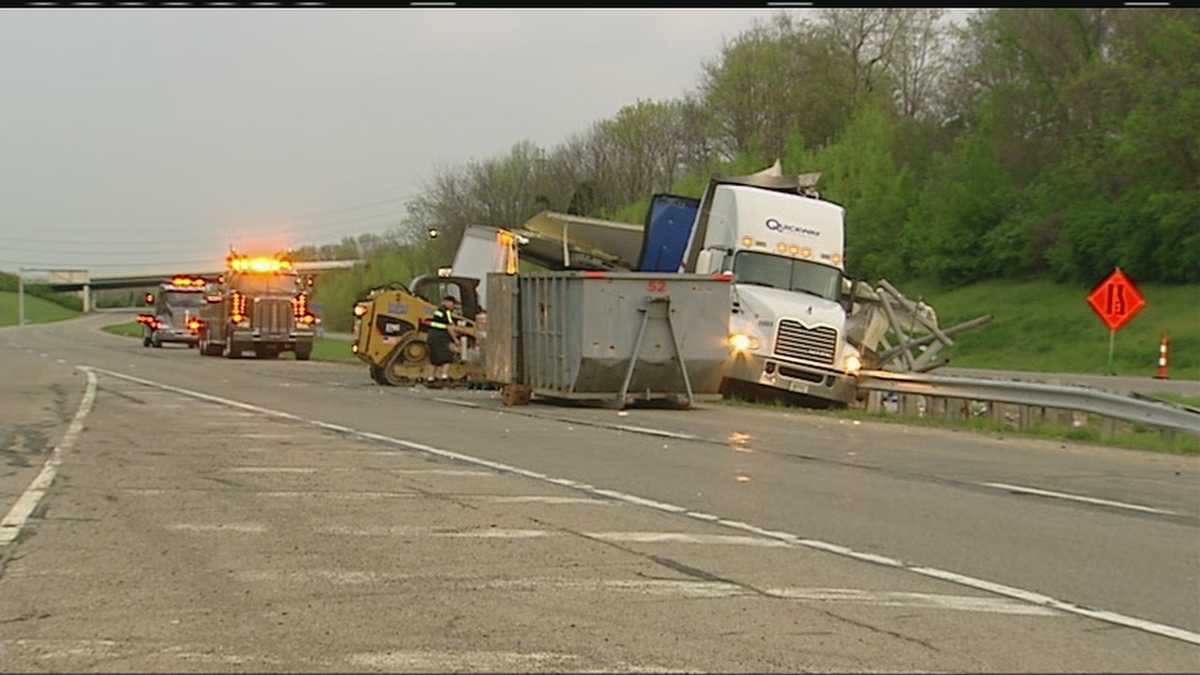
[646, 280, 667, 293]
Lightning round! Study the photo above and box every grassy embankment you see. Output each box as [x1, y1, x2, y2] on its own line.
[0, 291, 80, 327]
[902, 278, 1198, 381]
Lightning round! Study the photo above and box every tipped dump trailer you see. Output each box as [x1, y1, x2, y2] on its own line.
[484, 271, 732, 409]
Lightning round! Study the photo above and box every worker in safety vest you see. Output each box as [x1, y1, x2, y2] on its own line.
[425, 295, 461, 386]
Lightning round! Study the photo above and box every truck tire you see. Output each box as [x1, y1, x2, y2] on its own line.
[199, 331, 223, 357]
[222, 339, 243, 359]
[294, 344, 312, 361]
[151, 332, 163, 348]
[368, 365, 387, 385]
[142, 335, 152, 348]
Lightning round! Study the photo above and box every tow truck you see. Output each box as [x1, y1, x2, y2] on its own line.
[197, 250, 317, 360]
[136, 276, 209, 348]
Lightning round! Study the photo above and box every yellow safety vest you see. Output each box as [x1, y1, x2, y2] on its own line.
[429, 307, 454, 331]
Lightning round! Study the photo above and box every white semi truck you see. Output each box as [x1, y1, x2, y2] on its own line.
[678, 162, 863, 404]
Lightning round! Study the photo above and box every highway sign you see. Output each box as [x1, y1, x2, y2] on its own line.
[1087, 267, 1145, 332]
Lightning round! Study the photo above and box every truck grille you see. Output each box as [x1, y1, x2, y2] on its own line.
[254, 298, 294, 336]
[774, 319, 837, 366]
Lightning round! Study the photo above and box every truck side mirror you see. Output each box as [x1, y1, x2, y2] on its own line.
[144, 293, 155, 305]
[841, 279, 861, 314]
[696, 249, 726, 275]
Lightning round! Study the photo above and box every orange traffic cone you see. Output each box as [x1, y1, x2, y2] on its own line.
[1155, 332, 1169, 380]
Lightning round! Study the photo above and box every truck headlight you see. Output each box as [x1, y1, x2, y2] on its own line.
[728, 334, 759, 352]
[844, 354, 862, 374]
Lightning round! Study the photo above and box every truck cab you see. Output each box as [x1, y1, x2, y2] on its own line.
[681, 169, 862, 405]
[138, 276, 208, 348]
[197, 252, 317, 360]
[512, 164, 863, 405]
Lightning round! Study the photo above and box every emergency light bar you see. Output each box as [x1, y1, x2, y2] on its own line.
[226, 249, 295, 274]
[168, 276, 206, 288]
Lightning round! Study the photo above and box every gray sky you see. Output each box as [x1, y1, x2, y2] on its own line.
[1, 8, 975, 277]
[0, 8, 793, 275]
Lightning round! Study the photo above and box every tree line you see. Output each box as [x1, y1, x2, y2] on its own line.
[301, 8, 1200, 287]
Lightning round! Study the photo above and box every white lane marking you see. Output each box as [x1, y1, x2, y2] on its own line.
[83, 366, 1200, 647]
[473, 495, 609, 505]
[348, 651, 580, 671]
[165, 523, 267, 533]
[55, 359, 66, 364]
[613, 424, 697, 440]
[439, 528, 550, 539]
[765, 587, 1060, 616]
[121, 488, 416, 500]
[237, 433, 296, 439]
[980, 482, 1178, 516]
[227, 467, 317, 474]
[434, 397, 482, 408]
[314, 526, 790, 544]
[589, 532, 788, 547]
[254, 490, 414, 500]
[391, 469, 495, 476]
[0, 370, 97, 546]
[232, 569, 407, 584]
[483, 578, 1058, 615]
[318, 525, 427, 536]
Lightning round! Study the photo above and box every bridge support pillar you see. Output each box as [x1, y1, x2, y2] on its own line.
[81, 284, 92, 313]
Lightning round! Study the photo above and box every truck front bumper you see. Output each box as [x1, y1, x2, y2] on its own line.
[726, 351, 858, 405]
[154, 329, 199, 345]
[229, 330, 314, 346]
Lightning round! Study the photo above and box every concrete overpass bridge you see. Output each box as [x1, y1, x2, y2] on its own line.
[16, 260, 362, 317]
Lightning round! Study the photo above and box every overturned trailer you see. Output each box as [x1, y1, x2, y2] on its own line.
[484, 271, 732, 409]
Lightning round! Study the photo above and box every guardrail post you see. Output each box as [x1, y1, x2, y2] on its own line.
[866, 390, 884, 414]
[929, 396, 947, 419]
[1101, 416, 1118, 441]
[901, 394, 920, 418]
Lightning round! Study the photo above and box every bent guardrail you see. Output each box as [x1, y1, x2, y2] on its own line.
[856, 370, 1200, 437]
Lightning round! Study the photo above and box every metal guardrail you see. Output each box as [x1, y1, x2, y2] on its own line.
[856, 370, 1200, 437]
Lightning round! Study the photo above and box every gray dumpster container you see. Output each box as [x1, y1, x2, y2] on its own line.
[485, 271, 731, 408]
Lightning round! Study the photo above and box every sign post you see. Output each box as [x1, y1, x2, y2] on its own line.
[1086, 267, 1146, 375]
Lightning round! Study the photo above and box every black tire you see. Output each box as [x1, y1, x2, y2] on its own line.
[369, 365, 387, 385]
[381, 345, 408, 386]
[294, 344, 312, 361]
[151, 333, 163, 348]
[199, 331, 223, 357]
[222, 338, 242, 359]
[142, 335, 151, 348]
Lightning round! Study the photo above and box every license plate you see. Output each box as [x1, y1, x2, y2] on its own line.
[788, 380, 809, 394]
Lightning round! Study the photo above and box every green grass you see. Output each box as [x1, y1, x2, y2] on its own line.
[286, 338, 358, 364]
[0, 291, 80, 327]
[894, 278, 1200, 380]
[102, 321, 145, 338]
[102, 321, 357, 365]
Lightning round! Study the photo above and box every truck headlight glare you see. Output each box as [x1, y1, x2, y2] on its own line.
[729, 334, 758, 352]
[844, 354, 862, 374]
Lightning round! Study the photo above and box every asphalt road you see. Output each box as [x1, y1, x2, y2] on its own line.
[0, 312, 1197, 672]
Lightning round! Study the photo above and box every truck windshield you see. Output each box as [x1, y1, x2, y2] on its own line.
[230, 274, 298, 295]
[732, 251, 842, 302]
[164, 291, 205, 308]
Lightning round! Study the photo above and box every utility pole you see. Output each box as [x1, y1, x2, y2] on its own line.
[17, 267, 25, 326]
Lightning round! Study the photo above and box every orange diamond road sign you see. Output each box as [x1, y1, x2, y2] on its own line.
[1087, 267, 1146, 332]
